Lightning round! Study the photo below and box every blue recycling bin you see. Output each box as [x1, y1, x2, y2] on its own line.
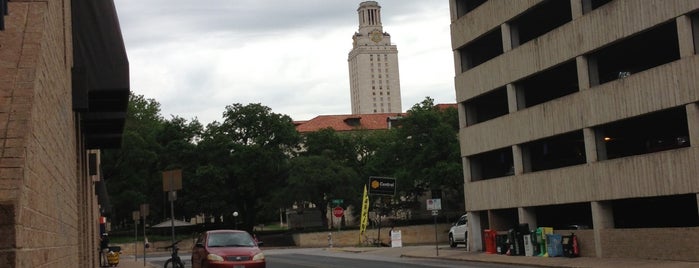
[546, 234, 563, 257]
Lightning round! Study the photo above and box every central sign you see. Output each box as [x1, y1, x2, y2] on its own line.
[368, 176, 396, 196]
[333, 206, 344, 218]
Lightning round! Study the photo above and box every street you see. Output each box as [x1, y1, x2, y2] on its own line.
[133, 247, 536, 268]
[264, 248, 533, 268]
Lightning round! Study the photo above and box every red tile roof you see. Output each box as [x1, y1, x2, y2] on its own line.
[295, 113, 405, 133]
[435, 103, 457, 110]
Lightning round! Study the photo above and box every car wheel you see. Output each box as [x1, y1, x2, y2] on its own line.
[449, 234, 456, 248]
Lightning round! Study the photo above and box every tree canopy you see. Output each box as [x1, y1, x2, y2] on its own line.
[102, 94, 463, 230]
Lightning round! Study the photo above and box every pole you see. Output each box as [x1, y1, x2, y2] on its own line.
[143, 217, 146, 266]
[134, 220, 138, 261]
[434, 212, 439, 256]
[170, 191, 176, 248]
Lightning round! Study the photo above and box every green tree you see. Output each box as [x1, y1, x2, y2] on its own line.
[101, 93, 165, 227]
[157, 116, 203, 220]
[282, 155, 359, 227]
[218, 103, 300, 231]
[183, 121, 233, 223]
[371, 97, 463, 210]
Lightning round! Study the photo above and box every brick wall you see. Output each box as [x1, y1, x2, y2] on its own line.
[0, 1, 95, 267]
[599, 227, 699, 262]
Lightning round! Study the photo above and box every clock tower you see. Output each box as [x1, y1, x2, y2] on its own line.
[348, 1, 402, 115]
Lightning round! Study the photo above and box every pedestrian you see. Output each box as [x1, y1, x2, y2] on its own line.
[100, 233, 110, 267]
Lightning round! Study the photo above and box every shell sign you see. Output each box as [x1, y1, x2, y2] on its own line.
[368, 176, 396, 196]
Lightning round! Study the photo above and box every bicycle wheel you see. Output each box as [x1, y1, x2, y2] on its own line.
[164, 257, 185, 268]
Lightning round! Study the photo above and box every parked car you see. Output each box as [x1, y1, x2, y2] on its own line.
[448, 214, 468, 248]
[191, 230, 266, 268]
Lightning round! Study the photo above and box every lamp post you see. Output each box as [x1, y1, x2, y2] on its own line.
[233, 211, 239, 229]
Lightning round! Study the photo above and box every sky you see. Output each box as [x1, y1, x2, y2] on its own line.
[113, 0, 456, 124]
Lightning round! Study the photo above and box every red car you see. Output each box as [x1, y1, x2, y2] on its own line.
[191, 230, 266, 268]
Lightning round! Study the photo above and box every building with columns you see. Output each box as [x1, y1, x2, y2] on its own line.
[450, 0, 699, 262]
[348, 1, 402, 114]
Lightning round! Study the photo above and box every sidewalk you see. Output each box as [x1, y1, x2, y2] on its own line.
[333, 245, 699, 268]
[100, 255, 158, 268]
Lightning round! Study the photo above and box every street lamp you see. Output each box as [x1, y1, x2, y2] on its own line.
[233, 211, 239, 229]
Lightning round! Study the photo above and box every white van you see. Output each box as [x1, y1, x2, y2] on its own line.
[448, 214, 468, 248]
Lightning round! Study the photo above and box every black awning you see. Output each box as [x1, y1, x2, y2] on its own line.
[72, 0, 130, 149]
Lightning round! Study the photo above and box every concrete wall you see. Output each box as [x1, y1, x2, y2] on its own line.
[0, 1, 99, 267]
[450, 0, 699, 262]
[292, 224, 451, 248]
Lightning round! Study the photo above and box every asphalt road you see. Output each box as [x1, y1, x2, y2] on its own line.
[137, 248, 536, 268]
[264, 248, 533, 268]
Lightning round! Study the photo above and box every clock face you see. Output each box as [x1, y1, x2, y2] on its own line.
[371, 29, 383, 43]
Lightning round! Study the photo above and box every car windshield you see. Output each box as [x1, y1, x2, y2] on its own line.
[207, 232, 255, 247]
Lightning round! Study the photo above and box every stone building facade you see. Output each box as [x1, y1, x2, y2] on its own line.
[450, 0, 699, 262]
[0, 0, 128, 267]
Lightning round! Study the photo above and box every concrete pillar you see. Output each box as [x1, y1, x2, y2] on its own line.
[468, 211, 483, 252]
[506, 84, 524, 113]
[458, 102, 468, 128]
[591, 201, 614, 257]
[576, 56, 591, 91]
[587, 55, 600, 87]
[518, 207, 537, 229]
[583, 128, 598, 162]
[512, 145, 524, 175]
[464, 102, 477, 127]
[570, 0, 584, 20]
[686, 103, 699, 148]
[501, 23, 513, 52]
[465, 154, 483, 182]
[676, 15, 696, 57]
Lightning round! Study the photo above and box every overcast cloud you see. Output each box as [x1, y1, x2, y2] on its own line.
[114, 0, 455, 124]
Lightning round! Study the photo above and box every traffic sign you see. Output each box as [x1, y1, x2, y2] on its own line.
[426, 198, 442, 210]
[332, 206, 344, 218]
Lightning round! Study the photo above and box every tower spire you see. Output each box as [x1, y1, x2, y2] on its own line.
[347, 1, 402, 115]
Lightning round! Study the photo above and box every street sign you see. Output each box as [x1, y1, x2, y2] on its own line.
[368, 176, 396, 196]
[332, 199, 344, 205]
[332, 206, 344, 218]
[162, 169, 182, 192]
[426, 198, 442, 210]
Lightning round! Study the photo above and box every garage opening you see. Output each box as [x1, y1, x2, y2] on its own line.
[613, 194, 699, 228]
[469, 147, 514, 181]
[514, 60, 579, 109]
[596, 107, 690, 160]
[588, 21, 680, 86]
[522, 130, 586, 173]
[458, 28, 503, 72]
[535, 202, 593, 230]
[454, 0, 487, 19]
[509, 0, 572, 48]
[463, 86, 508, 126]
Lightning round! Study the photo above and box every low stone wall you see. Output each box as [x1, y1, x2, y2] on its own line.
[293, 224, 452, 247]
[113, 239, 195, 255]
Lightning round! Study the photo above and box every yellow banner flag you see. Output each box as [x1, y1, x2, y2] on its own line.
[359, 184, 369, 244]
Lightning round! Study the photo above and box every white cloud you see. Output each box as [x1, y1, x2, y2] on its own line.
[115, 0, 455, 124]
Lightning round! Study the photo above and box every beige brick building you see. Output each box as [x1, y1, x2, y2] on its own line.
[348, 1, 402, 115]
[0, 0, 128, 267]
[450, 0, 699, 262]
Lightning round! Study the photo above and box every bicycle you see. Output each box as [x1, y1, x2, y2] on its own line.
[163, 239, 185, 268]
